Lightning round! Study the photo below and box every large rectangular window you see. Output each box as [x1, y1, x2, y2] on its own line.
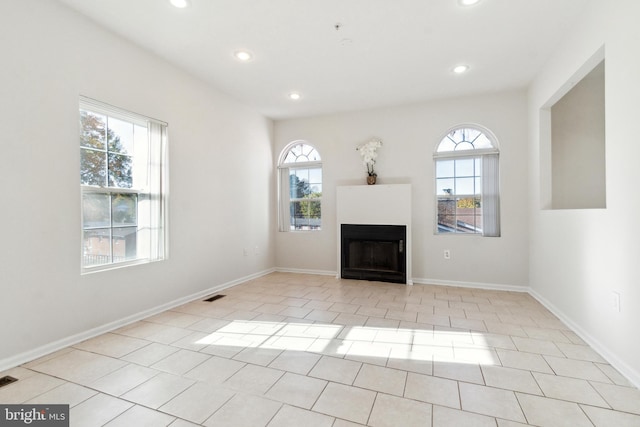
[80, 97, 167, 271]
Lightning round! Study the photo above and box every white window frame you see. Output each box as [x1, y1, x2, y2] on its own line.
[278, 141, 322, 232]
[434, 124, 500, 237]
[80, 97, 168, 273]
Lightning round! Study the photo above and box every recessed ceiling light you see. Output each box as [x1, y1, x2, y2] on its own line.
[453, 65, 469, 74]
[459, 0, 481, 6]
[288, 92, 301, 101]
[234, 51, 253, 62]
[170, 0, 190, 8]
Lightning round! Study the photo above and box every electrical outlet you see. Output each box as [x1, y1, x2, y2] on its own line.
[243, 248, 249, 257]
[612, 291, 621, 312]
[444, 249, 451, 260]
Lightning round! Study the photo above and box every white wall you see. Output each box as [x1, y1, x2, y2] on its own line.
[0, 0, 275, 368]
[529, 0, 640, 385]
[275, 91, 530, 289]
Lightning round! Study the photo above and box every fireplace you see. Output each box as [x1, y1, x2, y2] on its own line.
[341, 224, 406, 284]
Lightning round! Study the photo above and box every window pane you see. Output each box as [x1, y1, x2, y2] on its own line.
[455, 158, 475, 177]
[465, 128, 481, 143]
[80, 148, 107, 186]
[456, 218, 475, 231]
[437, 139, 457, 153]
[473, 134, 494, 149]
[437, 198, 456, 231]
[289, 171, 305, 198]
[108, 153, 133, 188]
[112, 194, 137, 226]
[456, 197, 480, 233]
[455, 141, 475, 151]
[290, 200, 305, 229]
[299, 200, 312, 220]
[291, 144, 303, 157]
[295, 168, 309, 184]
[310, 184, 322, 195]
[448, 130, 464, 143]
[309, 168, 322, 184]
[456, 177, 475, 195]
[437, 178, 455, 196]
[290, 200, 321, 230]
[436, 160, 454, 178]
[107, 117, 134, 155]
[291, 169, 313, 198]
[80, 111, 106, 150]
[83, 228, 110, 267]
[308, 200, 321, 219]
[475, 200, 483, 231]
[83, 193, 110, 228]
[112, 227, 137, 262]
[307, 147, 321, 162]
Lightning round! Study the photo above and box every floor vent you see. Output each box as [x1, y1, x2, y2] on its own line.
[0, 376, 18, 388]
[203, 294, 225, 302]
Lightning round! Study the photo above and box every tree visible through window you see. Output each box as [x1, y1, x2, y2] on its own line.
[434, 126, 500, 236]
[278, 142, 322, 231]
[80, 98, 167, 270]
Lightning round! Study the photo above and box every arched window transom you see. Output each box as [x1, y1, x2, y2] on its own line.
[436, 127, 497, 153]
[282, 143, 321, 163]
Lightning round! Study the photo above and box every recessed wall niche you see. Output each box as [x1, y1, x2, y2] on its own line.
[541, 49, 606, 210]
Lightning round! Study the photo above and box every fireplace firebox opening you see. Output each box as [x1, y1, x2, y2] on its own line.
[341, 224, 407, 284]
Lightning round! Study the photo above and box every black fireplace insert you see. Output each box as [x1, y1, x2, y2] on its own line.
[341, 224, 406, 284]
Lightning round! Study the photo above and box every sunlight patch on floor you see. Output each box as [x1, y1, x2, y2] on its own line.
[195, 320, 499, 365]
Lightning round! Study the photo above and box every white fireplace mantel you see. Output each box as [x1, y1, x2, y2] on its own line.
[336, 184, 412, 285]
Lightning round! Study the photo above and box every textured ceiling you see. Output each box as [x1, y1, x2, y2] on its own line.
[56, 0, 589, 119]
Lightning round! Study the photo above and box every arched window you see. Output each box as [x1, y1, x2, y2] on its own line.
[278, 142, 322, 231]
[434, 125, 500, 236]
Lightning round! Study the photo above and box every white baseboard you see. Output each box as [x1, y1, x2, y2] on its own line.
[275, 267, 337, 276]
[411, 277, 529, 293]
[0, 268, 275, 373]
[277, 268, 415, 285]
[528, 288, 640, 389]
[274, 270, 527, 291]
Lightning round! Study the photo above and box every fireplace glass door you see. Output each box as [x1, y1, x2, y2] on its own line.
[341, 224, 406, 284]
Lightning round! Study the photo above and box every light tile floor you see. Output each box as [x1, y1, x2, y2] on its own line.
[3, 272, 640, 426]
